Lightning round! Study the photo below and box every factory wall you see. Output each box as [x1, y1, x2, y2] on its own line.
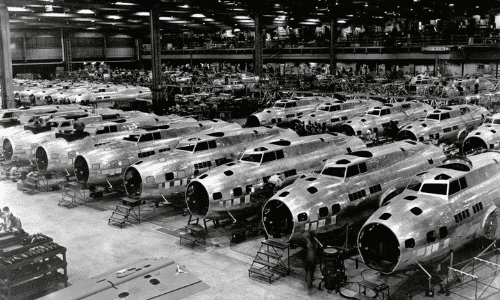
[10, 30, 137, 62]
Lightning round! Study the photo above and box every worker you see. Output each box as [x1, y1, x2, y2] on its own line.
[474, 75, 480, 94]
[302, 231, 318, 294]
[1, 207, 24, 234]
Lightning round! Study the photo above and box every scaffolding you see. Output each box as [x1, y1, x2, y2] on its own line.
[445, 242, 500, 300]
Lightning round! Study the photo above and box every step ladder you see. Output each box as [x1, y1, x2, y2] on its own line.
[186, 214, 218, 232]
[22, 172, 40, 195]
[249, 239, 290, 283]
[59, 181, 86, 208]
[179, 224, 207, 248]
[353, 280, 390, 300]
[108, 197, 141, 228]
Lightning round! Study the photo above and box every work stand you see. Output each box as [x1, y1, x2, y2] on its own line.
[249, 239, 290, 284]
[58, 181, 86, 208]
[108, 197, 141, 228]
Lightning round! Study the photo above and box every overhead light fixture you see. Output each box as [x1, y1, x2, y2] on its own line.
[338, 20, 347, 23]
[114, 2, 137, 5]
[179, 4, 189, 8]
[160, 16, 176, 21]
[134, 12, 149, 16]
[7, 7, 32, 12]
[191, 14, 205, 18]
[203, 18, 215, 22]
[41, 13, 71, 17]
[107, 15, 122, 19]
[77, 9, 94, 14]
[87, 27, 98, 30]
[234, 16, 250, 19]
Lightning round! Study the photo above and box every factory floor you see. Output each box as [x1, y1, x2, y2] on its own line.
[1, 179, 499, 300]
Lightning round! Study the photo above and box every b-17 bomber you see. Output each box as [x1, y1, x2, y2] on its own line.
[396, 104, 489, 145]
[186, 133, 366, 221]
[262, 141, 447, 242]
[246, 96, 332, 127]
[71, 120, 240, 189]
[339, 101, 432, 138]
[462, 112, 500, 154]
[298, 98, 383, 130]
[5, 113, 193, 164]
[123, 126, 298, 204]
[358, 153, 500, 275]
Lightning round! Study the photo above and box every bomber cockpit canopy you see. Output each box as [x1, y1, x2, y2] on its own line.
[238, 146, 285, 165]
[175, 137, 217, 153]
[273, 100, 297, 108]
[366, 107, 390, 117]
[319, 157, 368, 180]
[318, 104, 341, 112]
[425, 111, 451, 121]
[483, 117, 500, 125]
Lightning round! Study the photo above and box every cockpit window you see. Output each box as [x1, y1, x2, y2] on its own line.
[123, 134, 140, 142]
[366, 109, 381, 116]
[322, 166, 346, 178]
[240, 153, 262, 164]
[426, 113, 440, 120]
[407, 177, 423, 191]
[95, 127, 110, 134]
[274, 102, 286, 108]
[420, 183, 448, 195]
[60, 121, 71, 127]
[176, 141, 196, 152]
[262, 151, 277, 164]
[139, 133, 153, 143]
[484, 118, 493, 124]
[494, 119, 500, 125]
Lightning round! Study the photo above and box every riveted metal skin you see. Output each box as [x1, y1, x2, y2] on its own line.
[262, 141, 447, 244]
[359, 152, 500, 274]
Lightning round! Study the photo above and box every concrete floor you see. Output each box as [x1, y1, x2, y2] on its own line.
[1, 179, 500, 300]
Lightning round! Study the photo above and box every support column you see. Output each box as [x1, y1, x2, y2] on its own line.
[62, 30, 72, 72]
[329, 14, 338, 75]
[103, 35, 107, 61]
[150, 4, 165, 115]
[22, 33, 27, 63]
[254, 13, 263, 78]
[0, 4, 14, 108]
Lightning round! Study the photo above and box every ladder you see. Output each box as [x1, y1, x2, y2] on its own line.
[249, 239, 290, 283]
[22, 172, 41, 195]
[108, 197, 141, 228]
[353, 280, 390, 300]
[59, 181, 86, 208]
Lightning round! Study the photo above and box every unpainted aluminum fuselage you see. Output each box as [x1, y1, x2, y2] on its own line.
[358, 153, 500, 274]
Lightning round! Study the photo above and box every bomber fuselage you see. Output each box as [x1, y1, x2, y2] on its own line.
[123, 127, 298, 202]
[396, 104, 489, 145]
[262, 141, 447, 242]
[72, 121, 240, 187]
[186, 133, 366, 220]
[358, 153, 500, 274]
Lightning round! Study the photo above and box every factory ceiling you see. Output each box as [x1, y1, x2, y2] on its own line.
[4, 0, 500, 33]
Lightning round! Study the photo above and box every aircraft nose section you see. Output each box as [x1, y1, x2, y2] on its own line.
[3, 139, 13, 161]
[358, 222, 401, 274]
[262, 199, 294, 240]
[124, 167, 142, 197]
[395, 130, 417, 141]
[462, 136, 488, 154]
[245, 115, 261, 127]
[339, 124, 355, 136]
[74, 155, 89, 182]
[35, 146, 48, 171]
[186, 182, 209, 218]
